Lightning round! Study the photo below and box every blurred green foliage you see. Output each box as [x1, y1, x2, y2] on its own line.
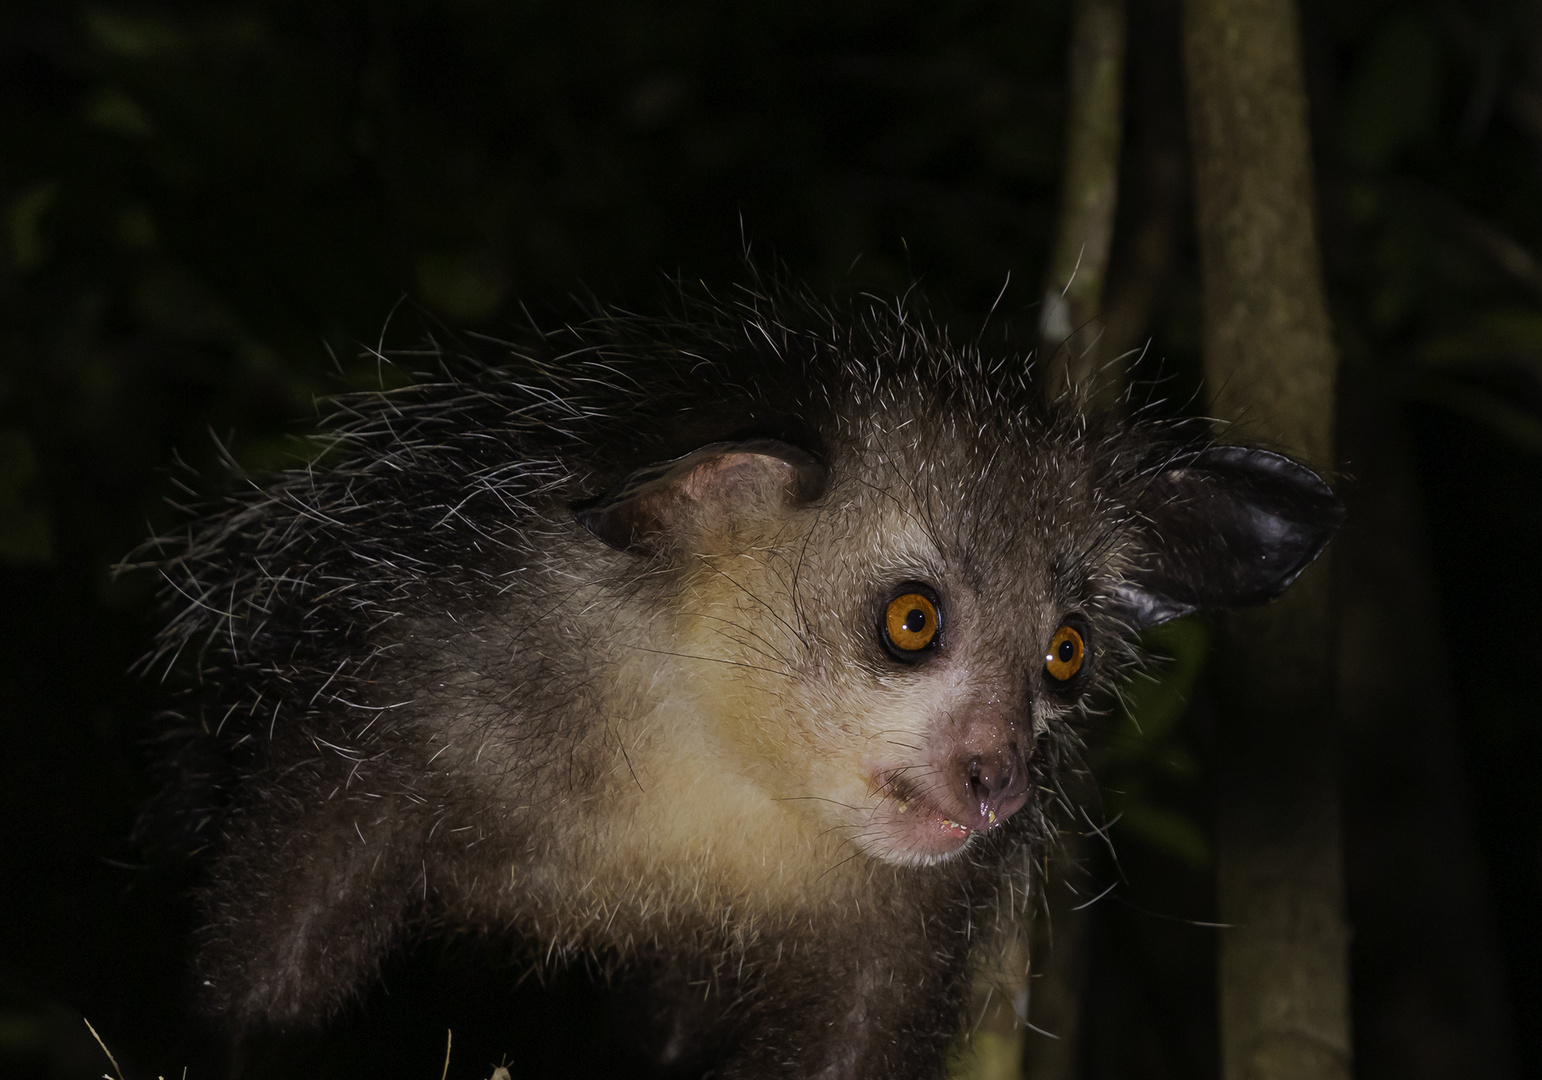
[1325, 0, 1542, 456]
[1338, 9, 1445, 171]
[1095, 619, 1213, 872]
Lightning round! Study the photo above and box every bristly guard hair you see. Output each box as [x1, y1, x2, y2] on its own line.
[132, 279, 1342, 1078]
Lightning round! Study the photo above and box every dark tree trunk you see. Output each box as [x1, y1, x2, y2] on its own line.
[1180, 0, 1353, 1077]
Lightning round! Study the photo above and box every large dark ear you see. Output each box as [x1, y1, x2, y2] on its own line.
[575, 438, 827, 556]
[1111, 445, 1345, 630]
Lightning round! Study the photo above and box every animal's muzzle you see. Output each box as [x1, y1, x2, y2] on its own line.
[957, 745, 1030, 830]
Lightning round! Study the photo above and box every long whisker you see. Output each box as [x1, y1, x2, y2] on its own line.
[622, 646, 797, 680]
[690, 612, 797, 670]
[695, 556, 809, 650]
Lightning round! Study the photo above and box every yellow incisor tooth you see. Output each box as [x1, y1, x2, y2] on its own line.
[987, 809, 997, 824]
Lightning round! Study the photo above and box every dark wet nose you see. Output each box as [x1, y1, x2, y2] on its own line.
[959, 746, 1030, 829]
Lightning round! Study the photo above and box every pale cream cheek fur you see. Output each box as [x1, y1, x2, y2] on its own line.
[522, 511, 969, 934]
[519, 562, 864, 932]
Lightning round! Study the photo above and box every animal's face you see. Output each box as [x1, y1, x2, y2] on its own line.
[663, 415, 1129, 868]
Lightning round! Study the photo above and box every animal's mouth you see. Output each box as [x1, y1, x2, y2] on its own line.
[857, 772, 994, 865]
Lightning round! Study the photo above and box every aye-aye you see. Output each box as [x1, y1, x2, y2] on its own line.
[139, 284, 1342, 1078]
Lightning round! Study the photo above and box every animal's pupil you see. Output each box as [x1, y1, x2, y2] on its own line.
[1058, 640, 1075, 663]
[904, 609, 927, 634]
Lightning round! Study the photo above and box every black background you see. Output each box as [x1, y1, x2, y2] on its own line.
[2, 1, 1539, 1077]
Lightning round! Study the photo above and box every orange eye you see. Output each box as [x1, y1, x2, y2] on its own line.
[884, 592, 940, 654]
[1044, 624, 1085, 682]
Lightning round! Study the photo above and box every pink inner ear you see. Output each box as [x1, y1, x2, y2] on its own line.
[679, 453, 798, 504]
[578, 438, 825, 555]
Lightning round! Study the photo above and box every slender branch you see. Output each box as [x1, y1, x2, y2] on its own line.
[1040, 0, 1129, 409]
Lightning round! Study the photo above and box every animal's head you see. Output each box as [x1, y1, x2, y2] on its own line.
[578, 383, 1342, 869]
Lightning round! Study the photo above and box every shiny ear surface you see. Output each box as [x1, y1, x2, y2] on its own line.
[1111, 445, 1345, 630]
[575, 438, 827, 556]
